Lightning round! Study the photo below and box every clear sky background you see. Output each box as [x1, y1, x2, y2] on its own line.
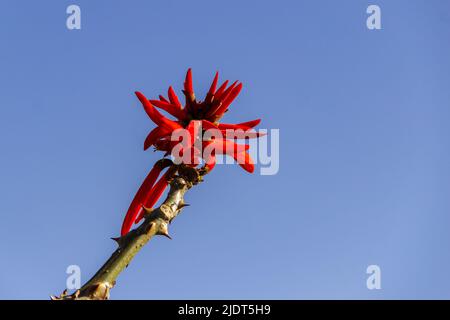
[1, 0, 450, 299]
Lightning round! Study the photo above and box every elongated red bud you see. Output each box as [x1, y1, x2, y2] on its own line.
[120, 161, 171, 236]
[215, 81, 238, 102]
[214, 80, 229, 98]
[207, 72, 219, 96]
[149, 99, 185, 120]
[204, 151, 216, 172]
[184, 68, 193, 93]
[144, 126, 171, 150]
[135, 92, 182, 131]
[135, 173, 170, 223]
[183, 69, 196, 109]
[233, 152, 255, 173]
[222, 130, 265, 139]
[218, 119, 261, 130]
[204, 72, 219, 105]
[168, 86, 182, 108]
[187, 120, 201, 146]
[212, 83, 243, 118]
[209, 139, 250, 154]
[159, 95, 169, 103]
[239, 119, 261, 128]
[210, 72, 219, 94]
[154, 139, 171, 151]
[201, 119, 219, 131]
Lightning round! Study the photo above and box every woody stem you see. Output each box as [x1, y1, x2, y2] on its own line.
[53, 167, 201, 300]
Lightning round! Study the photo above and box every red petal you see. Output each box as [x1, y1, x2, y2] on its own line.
[202, 141, 254, 173]
[222, 130, 265, 139]
[168, 86, 182, 108]
[159, 95, 169, 103]
[209, 139, 250, 154]
[135, 173, 170, 223]
[204, 152, 216, 172]
[233, 152, 255, 173]
[204, 72, 219, 105]
[218, 119, 261, 130]
[184, 68, 194, 94]
[207, 72, 219, 96]
[183, 69, 196, 109]
[186, 120, 201, 147]
[212, 83, 243, 118]
[201, 119, 219, 131]
[135, 91, 182, 130]
[144, 126, 171, 150]
[149, 99, 185, 120]
[215, 81, 238, 102]
[214, 80, 229, 98]
[155, 137, 174, 150]
[121, 163, 167, 236]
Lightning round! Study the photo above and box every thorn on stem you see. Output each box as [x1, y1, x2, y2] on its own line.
[158, 223, 172, 239]
[111, 237, 120, 243]
[162, 233, 172, 240]
[111, 236, 126, 247]
[142, 205, 153, 215]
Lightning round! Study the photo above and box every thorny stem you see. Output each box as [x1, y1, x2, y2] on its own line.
[52, 165, 204, 300]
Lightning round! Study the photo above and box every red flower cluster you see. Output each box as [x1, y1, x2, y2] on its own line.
[121, 69, 261, 235]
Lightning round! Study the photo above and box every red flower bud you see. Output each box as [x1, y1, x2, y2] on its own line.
[143, 126, 171, 151]
[121, 161, 172, 236]
[149, 99, 185, 120]
[218, 119, 261, 130]
[159, 95, 169, 103]
[135, 172, 170, 223]
[168, 86, 182, 108]
[123, 69, 264, 235]
[135, 91, 182, 131]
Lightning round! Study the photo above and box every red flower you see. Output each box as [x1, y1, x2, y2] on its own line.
[121, 69, 262, 235]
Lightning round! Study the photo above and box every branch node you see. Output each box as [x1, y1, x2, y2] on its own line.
[111, 237, 123, 246]
[178, 203, 190, 209]
[157, 222, 172, 239]
[145, 222, 155, 235]
[142, 205, 154, 216]
[52, 162, 206, 300]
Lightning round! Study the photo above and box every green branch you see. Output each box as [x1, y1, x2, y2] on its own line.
[52, 166, 203, 300]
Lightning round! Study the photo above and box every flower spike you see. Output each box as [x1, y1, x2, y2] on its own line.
[122, 69, 262, 236]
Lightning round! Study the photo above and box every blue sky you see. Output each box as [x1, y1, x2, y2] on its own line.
[1, 0, 450, 299]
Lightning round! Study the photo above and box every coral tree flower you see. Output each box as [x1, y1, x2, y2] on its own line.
[121, 69, 261, 236]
